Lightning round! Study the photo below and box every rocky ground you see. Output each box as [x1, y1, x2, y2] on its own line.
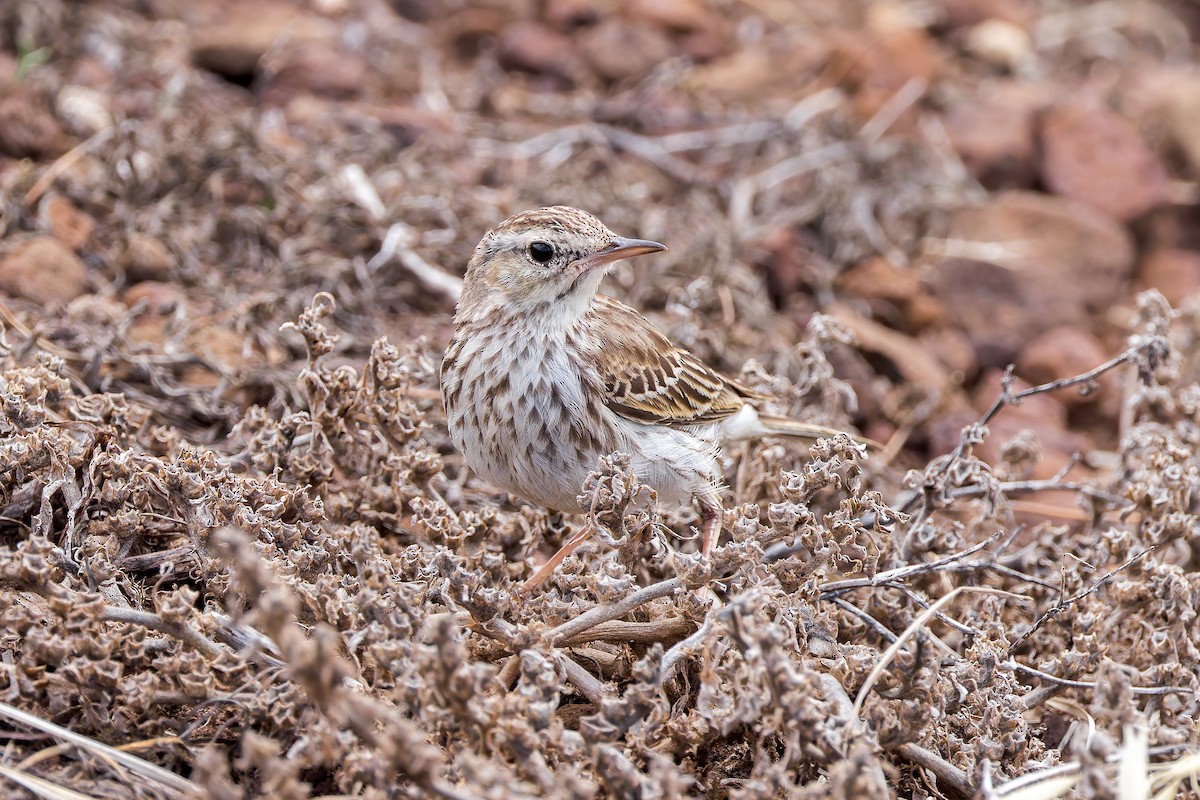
[1, 0, 1199, 797]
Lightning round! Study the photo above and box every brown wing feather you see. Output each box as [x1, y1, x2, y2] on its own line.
[585, 296, 763, 425]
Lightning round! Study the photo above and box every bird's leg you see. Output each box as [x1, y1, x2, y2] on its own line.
[518, 518, 597, 595]
[698, 492, 723, 556]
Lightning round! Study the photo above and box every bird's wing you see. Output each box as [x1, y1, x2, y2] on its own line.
[585, 295, 763, 425]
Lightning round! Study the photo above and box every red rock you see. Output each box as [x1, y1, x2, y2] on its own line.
[388, 0, 437, 22]
[839, 257, 921, 303]
[682, 37, 828, 103]
[919, 327, 977, 379]
[1115, 66, 1200, 177]
[190, 1, 307, 81]
[971, 369, 1091, 480]
[1016, 325, 1110, 407]
[1040, 98, 1170, 221]
[182, 323, 249, 386]
[40, 195, 94, 251]
[0, 83, 65, 159]
[829, 25, 943, 125]
[368, 105, 457, 149]
[925, 402, 979, 458]
[831, 27, 942, 93]
[679, 25, 731, 62]
[625, 0, 710, 31]
[1138, 249, 1200, 306]
[497, 21, 584, 84]
[580, 18, 674, 83]
[0, 237, 88, 305]
[927, 191, 1135, 367]
[942, 81, 1050, 186]
[544, 0, 601, 29]
[937, 0, 1037, 28]
[905, 293, 944, 331]
[123, 282, 185, 315]
[124, 235, 175, 282]
[261, 43, 372, 104]
[839, 256, 942, 330]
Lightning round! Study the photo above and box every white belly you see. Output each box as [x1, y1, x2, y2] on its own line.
[445, 331, 724, 513]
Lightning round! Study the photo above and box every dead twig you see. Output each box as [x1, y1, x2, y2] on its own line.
[0, 701, 201, 798]
[895, 742, 975, 800]
[556, 652, 613, 705]
[546, 577, 683, 646]
[847, 586, 1030, 749]
[100, 606, 224, 660]
[1007, 547, 1155, 656]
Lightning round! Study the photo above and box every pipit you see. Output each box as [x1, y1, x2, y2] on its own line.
[441, 206, 864, 592]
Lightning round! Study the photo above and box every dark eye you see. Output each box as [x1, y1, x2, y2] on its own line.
[528, 241, 554, 264]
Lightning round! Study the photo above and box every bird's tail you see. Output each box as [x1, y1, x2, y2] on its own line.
[755, 414, 881, 451]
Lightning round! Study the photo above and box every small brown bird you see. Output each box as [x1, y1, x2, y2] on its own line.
[441, 207, 862, 592]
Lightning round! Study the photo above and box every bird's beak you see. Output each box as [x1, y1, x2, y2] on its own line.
[579, 236, 667, 270]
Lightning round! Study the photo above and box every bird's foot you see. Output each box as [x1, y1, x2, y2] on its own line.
[516, 519, 597, 598]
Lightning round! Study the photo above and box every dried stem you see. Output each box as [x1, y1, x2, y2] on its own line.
[546, 577, 683, 645]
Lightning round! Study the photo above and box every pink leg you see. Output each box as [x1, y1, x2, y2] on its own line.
[519, 519, 596, 596]
[698, 493, 723, 556]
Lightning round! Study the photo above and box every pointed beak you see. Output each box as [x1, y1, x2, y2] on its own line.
[579, 236, 667, 270]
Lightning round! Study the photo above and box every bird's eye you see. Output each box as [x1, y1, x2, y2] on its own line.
[528, 241, 554, 264]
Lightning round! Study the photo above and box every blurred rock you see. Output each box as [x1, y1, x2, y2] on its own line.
[368, 105, 457, 149]
[0, 83, 66, 158]
[755, 226, 821, 311]
[261, 43, 372, 104]
[581, 18, 673, 83]
[919, 327, 977, 379]
[682, 38, 827, 102]
[830, 26, 940, 93]
[56, 85, 112, 137]
[971, 369, 1090, 480]
[0, 52, 15, 85]
[942, 80, 1049, 186]
[124, 235, 175, 283]
[1138, 249, 1200, 306]
[937, 0, 1037, 28]
[123, 281, 185, 315]
[928, 191, 1135, 366]
[905, 293, 945, 331]
[839, 256, 943, 330]
[964, 18, 1033, 72]
[679, 24, 731, 62]
[840, 257, 921, 304]
[124, 283, 177, 347]
[40, 195, 94, 251]
[190, 1, 314, 83]
[1017, 325, 1109, 407]
[1116, 66, 1200, 178]
[183, 323, 250, 387]
[831, 26, 942, 121]
[1040, 98, 1170, 221]
[925, 400, 979, 457]
[545, 0, 602, 29]
[625, 0, 710, 31]
[387, 0, 437, 22]
[831, 304, 951, 391]
[498, 20, 585, 85]
[0, 237, 87, 305]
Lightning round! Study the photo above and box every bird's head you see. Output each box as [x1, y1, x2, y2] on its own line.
[456, 206, 666, 324]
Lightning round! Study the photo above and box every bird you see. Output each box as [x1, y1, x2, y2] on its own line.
[440, 206, 867, 593]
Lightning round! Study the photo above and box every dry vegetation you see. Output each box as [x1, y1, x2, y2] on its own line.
[1, 0, 1200, 797]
